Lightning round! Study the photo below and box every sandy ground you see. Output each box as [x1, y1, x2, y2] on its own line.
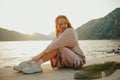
[0, 55, 120, 80]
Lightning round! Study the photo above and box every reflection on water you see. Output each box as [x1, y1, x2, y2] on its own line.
[0, 40, 119, 68]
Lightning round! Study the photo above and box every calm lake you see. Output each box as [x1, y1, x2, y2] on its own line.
[0, 40, 119, 68]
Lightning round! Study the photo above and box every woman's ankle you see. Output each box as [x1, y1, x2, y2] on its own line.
[38, 59, 44, 65]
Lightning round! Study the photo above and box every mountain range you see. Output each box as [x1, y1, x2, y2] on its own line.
[76, 8, 120, 40]
[0, 28, 53, 41]
[0, 8, 120, 41]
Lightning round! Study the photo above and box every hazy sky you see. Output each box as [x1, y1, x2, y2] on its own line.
[0, 0, 120, 35]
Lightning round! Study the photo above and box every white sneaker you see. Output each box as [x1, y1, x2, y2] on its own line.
[22, 62, 42, 74]
[13, 61, 31, 72]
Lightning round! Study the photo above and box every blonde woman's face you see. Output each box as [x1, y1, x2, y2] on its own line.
[57, 18, 68, 32]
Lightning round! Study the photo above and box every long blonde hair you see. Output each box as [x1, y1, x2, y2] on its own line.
[55, 15, 73, 37]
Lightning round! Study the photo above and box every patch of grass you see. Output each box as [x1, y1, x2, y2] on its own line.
[74, 61, 120, 79]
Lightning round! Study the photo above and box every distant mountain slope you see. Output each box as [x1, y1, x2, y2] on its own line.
[48, 32, 56, 39]
[1, 8, 120, 41]
[76, 8, 120, 40]
[0, 28, 51, 41]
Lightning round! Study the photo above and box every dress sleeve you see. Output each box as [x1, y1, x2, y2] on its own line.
[45, 28, 78, 53]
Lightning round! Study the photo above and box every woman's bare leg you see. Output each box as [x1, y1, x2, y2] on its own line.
[41, 50, 57, 62]
[32, 49, 58, 63]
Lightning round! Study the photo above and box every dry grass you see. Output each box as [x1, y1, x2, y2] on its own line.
[74, 61, 120, 80]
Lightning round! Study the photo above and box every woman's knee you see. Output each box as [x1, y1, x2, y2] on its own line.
[59, 47, 73, 55]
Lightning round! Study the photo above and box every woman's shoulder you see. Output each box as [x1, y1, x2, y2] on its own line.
[61, 28, 76, 36]
[64, 28, 75, 32]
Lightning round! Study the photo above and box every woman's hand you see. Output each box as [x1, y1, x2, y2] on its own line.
[32, 50, 47, 62]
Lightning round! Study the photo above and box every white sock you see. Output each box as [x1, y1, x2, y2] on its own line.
[28, 59, 35, 63]
[38, 59, 44, 65]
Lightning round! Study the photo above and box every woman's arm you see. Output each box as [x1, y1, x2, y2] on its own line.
[44, 28, 78, 53]
[32, 28, 78, 61]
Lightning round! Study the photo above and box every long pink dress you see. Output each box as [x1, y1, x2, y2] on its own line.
[45, 28, 86, 69]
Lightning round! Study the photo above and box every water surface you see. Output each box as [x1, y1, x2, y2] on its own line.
[0, 40, 119, 68]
